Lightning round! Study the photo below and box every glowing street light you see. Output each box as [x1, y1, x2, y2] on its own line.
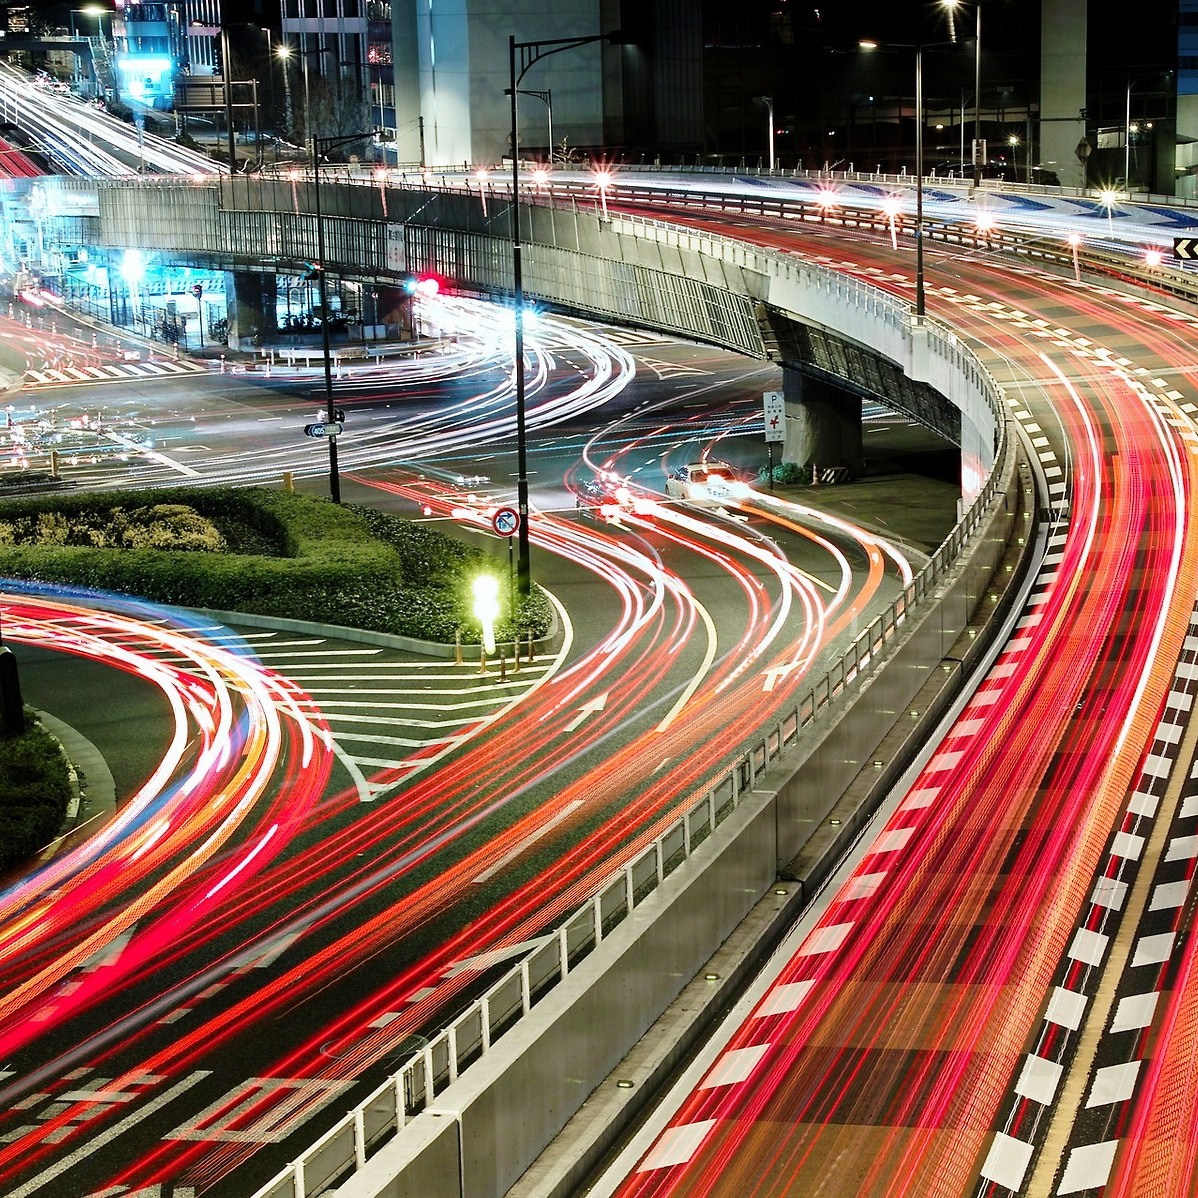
[1007, 133, 1028, 184]
[1068, 232, 1082, 281]
[473, 575, 500, 656]
[594, 168, 614, 220]
[882, 195, 901, 251]
[1099, 189, 1117, 236]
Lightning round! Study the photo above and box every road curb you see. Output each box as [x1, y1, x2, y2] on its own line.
[190, 606, 559, 661]
[32, 706, 119, 863]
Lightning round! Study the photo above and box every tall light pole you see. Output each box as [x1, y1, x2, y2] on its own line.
[278, 43, 326, 148]
[1125, 79, 1133, 196]
[219, 25, 236, 175]
[1124, 72, 1167, 198]
[509, 29, 621, 597]
[311, 130, 374, 503]
[943, 2, 982, 185]
[916, 46, 925, 315]
[753, 95, 775, 171]
[260, 27, 276, 162]
[275, 44, 296, 141]
[861, 37, 958, 319]
[511, 88, 553, 160]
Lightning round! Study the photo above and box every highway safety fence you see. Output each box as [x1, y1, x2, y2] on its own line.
[250, 369, 1013, 1198]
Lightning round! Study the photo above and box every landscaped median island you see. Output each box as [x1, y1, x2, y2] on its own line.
[0, 485, 551, 865]
[0, 485, 551, 645]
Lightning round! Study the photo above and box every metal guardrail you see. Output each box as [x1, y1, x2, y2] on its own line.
[249, 376, 1012, 1198]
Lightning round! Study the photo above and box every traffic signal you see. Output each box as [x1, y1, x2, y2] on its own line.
[400, 272, 442, 297]
[191, 283, 202, 298]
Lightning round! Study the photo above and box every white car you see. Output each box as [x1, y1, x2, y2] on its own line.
[665, 461, 747, 504]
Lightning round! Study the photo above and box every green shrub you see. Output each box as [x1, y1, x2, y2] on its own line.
[0, 714, 72, 869]
[0, 487, 551, 643]
[757, 461, 809, 485]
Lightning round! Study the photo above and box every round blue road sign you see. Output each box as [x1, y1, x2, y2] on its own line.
[492, 507, 520, 537]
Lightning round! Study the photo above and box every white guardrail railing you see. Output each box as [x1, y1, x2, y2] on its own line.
[250, 363, 1011, 1198]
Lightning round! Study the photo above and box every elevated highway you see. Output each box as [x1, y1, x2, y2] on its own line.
[9, 168, 1198, 1197]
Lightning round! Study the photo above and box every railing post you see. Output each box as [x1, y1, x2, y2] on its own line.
[354, 1107, 367, 1169]
[423, 1046, 436, 1098]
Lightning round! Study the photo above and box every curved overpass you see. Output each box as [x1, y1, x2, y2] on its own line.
[48, 170, 1003, 500]
[16, 171, 1198, 1197]
[224, 179, 1198, 1198]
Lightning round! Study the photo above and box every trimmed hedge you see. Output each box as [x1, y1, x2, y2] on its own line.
[0, 487, 550, 643]
[0, 713, 72, 869]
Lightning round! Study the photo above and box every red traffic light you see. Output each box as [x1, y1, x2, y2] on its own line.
[191, 283, 203, 297]
[401, 272, 442, 297]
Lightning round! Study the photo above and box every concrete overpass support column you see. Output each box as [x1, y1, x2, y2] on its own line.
[782, 367, 863, 477]
[225, 271, 277, 351]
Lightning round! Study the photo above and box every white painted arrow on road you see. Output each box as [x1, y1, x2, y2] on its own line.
[565, 692, 608, 732]
[762, 664, 795, 693]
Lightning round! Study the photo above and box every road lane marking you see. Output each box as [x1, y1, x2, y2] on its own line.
[103, 431, 200, 477]
[472, 801, 585, 883]
[564, 693, 607, 732]
[5, 1072, 211, 1198]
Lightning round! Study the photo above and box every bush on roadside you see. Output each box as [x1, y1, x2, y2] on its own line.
[0, 714, 72, 870]
[0, 487, 551, 643]
[757, 460, 809, 485]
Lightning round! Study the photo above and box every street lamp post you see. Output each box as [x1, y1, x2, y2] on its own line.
[1125, 80, 1134, 196]
[219, 25, 237, 175]
[861, 36, 959, 318]
[916, 45, 926, 316]
[278, 44, 325, 148]
[261, 27, 277, 163]
[70, 6, 109, 100]
[943, 1, 981, 187]
[1124, 73, 1166, 198]
[311, 130, 374, 504]
[275, 44, 294, 140]
[1008, 133, 1027, 183]
[753, 95, 775, 171]
[508, 29, 620, 597]
[512, 88, 553, 160]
